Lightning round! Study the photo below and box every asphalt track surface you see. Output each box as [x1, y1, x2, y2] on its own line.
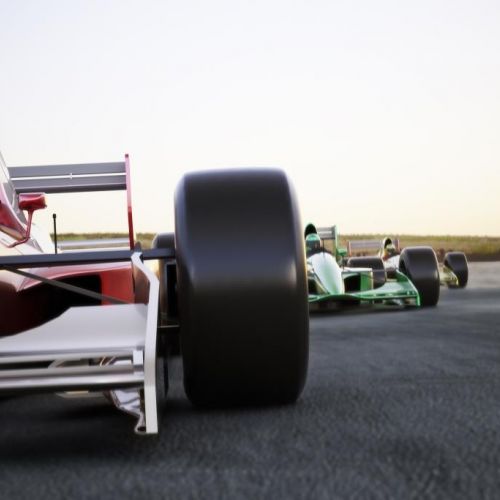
[1, 262, 499, 499]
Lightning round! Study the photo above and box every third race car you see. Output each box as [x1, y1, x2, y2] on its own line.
[347, 236, 469, 289]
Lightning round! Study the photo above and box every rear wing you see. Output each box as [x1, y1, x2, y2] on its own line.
[316, 226, 338, 254]
[8, 162, 126, 193]
[347, 238, 400, 256]
[315, 226, 348, 263]
[8, 155, 135, 249]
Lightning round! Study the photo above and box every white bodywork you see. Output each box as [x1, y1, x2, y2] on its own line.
[308, 252, 344, 294]
[383, 254, 400, 271]
[0, 252, 160, 435]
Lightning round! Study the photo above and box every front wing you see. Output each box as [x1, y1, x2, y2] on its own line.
[309, 270, 420, 306]
[0, 247, 173, 435]
[439, 265, 459, 287]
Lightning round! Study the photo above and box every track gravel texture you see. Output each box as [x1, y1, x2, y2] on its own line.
[1, 262, 499, 499]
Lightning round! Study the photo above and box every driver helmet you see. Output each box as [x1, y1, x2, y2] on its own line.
[382, 238, 397, 258]
[305, 233, 322, 255]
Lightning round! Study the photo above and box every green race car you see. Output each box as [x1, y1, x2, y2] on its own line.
[306, 224, 442, 308]
[346, 236, 469, 288]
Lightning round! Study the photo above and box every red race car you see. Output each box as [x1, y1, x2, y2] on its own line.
[0, 152, 309, 434]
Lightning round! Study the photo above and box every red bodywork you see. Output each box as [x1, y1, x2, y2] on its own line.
[0, 156, 135, 335]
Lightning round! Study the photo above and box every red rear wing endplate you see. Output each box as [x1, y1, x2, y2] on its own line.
[124, 154, 135, 249]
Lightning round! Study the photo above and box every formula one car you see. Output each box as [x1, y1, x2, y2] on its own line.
[347, 236, 469, 288]
[0, 152, 308, 434]
[305, 224, 441, 307]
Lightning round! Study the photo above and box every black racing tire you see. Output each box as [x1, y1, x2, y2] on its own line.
[152, 232, 175, 250]
[399, 247, 440, 307]
[152, 233, 176, 318]
[444, 252, 468, 288]
[346, 257, 386, 288]
[152, 233, 180, 356]
[175, 169, 309, 407]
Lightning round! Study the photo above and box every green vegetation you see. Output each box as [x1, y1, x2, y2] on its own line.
[57, 232, 500, 261]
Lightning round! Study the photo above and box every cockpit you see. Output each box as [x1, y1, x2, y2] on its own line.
[381, 237, 398, 260]
[305, 233, 322, 257]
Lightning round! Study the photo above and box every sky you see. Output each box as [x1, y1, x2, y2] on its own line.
[0, 0, 499, 236]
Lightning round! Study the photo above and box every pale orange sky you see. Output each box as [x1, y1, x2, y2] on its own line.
[1, 0, 499, 236]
